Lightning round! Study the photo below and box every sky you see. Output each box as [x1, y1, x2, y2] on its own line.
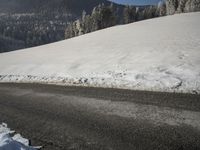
[110, 0, 161, 5]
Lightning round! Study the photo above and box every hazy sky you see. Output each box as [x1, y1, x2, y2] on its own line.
[110, 0, 161, 5]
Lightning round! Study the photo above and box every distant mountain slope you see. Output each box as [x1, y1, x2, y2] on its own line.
[0, 36, 25, 53]
[0, 0, 124, 52]
[0, 12, 200, 94]
[0, 0, 122, 15]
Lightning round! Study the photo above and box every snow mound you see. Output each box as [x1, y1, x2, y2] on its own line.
[0, 123, 39, 150]
[0, 12, 200, 93]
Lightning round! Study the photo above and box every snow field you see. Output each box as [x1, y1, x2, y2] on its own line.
[0, 12, 200, 93]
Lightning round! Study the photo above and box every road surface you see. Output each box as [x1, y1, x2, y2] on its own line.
[0, 83, 200, 150]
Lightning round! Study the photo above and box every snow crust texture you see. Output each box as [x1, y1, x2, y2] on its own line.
[0, 123, 38, 150]
[0, 12, 200, 94]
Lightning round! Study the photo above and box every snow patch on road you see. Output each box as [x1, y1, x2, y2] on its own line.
[0, 123, 39, 150]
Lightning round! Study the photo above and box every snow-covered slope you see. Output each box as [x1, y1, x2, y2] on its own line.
[0, 12, 200, 93]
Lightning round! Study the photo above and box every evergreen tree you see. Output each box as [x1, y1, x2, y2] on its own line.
[177, 0, 187, 12]
[100, 3, 116, 28]
[158, 1, 167, 16]
[123, 5, 137, 24]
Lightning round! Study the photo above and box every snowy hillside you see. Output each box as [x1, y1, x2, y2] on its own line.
[0, 12, 200, 93]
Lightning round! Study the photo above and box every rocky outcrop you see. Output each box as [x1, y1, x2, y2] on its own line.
[166, 0, 200, 15]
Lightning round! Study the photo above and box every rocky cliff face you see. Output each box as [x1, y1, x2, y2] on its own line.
[166, 0, 200, 15]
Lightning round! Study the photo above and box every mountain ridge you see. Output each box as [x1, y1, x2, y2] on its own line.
[0, 0, 123, 15]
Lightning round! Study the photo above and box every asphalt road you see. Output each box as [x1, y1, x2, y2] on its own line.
[0, 83, 200, 150]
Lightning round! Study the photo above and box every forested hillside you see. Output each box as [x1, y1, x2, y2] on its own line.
[0, 35, 25, 52]
[0, 0, 114, 15]
[0, 0, 165, 52]
[1, 0, 200, 53]
[0, 0, 122, 52]
[166, 0, 200, 15]
[65, 3, 166, 39]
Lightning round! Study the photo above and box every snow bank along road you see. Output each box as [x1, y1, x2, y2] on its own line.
[0, 83, 200, 150]
[0, 123, 38, 150]
[0, 12, 200, 94]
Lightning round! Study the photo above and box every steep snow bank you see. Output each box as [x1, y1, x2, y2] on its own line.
[0, 12, 200, 93]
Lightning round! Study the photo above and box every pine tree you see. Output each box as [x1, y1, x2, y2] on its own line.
[177, 0, 187, 13]
[65, 23, 74, 39]
[100, 3, 116, 28]
[166, 0, 179, 15]
[123, 5, 136, 24]
[91, 6, 101, 31]
[158, 1, 167, 16]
